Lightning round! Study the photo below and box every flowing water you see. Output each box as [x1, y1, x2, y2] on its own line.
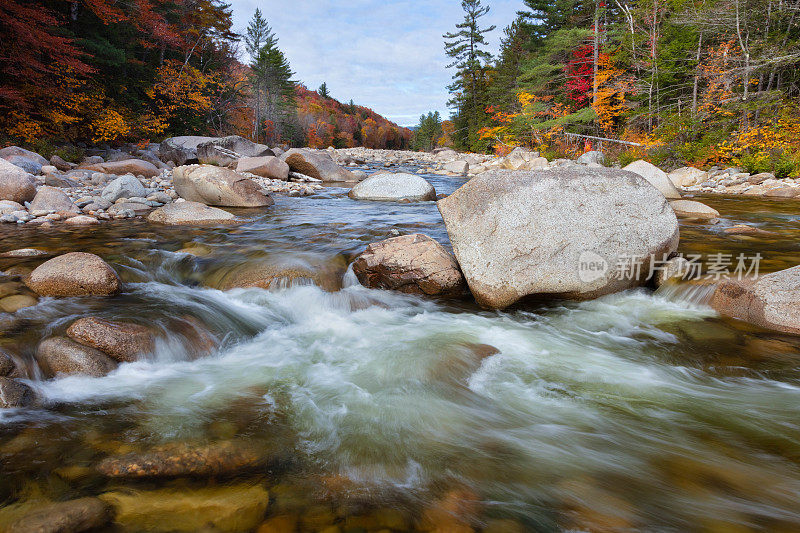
[1, 174, 799, 532]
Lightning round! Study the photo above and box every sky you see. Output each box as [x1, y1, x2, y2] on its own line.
[228, 0, 525, 126]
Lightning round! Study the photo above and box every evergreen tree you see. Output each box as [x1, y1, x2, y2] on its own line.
[413, 111, 444, 151]
[443, 0, 496, 151]
[318, 82, 330, 99]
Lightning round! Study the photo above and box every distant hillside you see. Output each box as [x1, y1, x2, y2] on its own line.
[296, 86, 412, 150]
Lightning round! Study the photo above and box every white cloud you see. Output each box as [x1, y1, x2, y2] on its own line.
[229, 0, 523, 125]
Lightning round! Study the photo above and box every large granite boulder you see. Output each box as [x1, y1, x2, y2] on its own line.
[4, 155, 42, 175]
[26, 252, 121, 297]
[623, 160, 682, 199]
[0, 158, 36, 203]
[101, 175, 147, 202]
[196, 135, 274, 167]
[0, 146, 48, 166]
[349, 172, 436, 202]
[712, 266, 800, 335]
[82, 159, 160, 178]
[576, 151, 606, 166]
[159, 136, 217, 166]
[668, 167, 708, 188]
[437, 167, 680, 309]
[236, 156, 290, 180]
[172, 165, 273, 207]
[281, 148, 356, 182]
[353, 234, 466, 297]
[67, 317, 156, 363]
[147, 201, 236, 225]
[28, 186, 80, 215]
[36, 337, 118, 377]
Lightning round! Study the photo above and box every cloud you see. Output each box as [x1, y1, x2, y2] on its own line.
[228, 0, 523, 126]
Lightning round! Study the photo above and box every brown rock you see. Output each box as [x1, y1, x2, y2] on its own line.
[0, 158, 36, 203]
[81, 159, 160, 178]
[50, 154, 76, 171]
[236, 156, 290, 181]
[353, 234, 466, 297]
[668, 199, 719, 221]
[36, 336, 118, 377]
[712, 266, 800, 335]
[0, 294, 38, 313]
[6, 498, 114, 533]
[26, 252, 121, 297]
[0, 377, 33, 408]
[0, 248, 48, 258]
[281, 149, 356, 182]
[63, 215, 100, 226]
[209, 256, 347, 293]
[28, 186, 80, 215]
[723, 224, 775, 237]
[147, 201, 237, 225]
[0, 348, 16, 376]
[96, 441, 263, 478]
[764, 187, 800, 198]
[173, 165, 274, 207]
[67, 317, 155, 363]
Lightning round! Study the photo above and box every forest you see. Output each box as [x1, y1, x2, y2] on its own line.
[0, 0, 411, 153]
[418, 0, 800, 175]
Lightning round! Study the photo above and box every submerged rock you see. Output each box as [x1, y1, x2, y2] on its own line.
[96, 441, 263, 478]
[437, 167, 680, 309]
[712, 266, 800, 335]
[0, 348, 16, 376]
[147, 201, 236, 225]
[0, 158, 36, 203]
[211, 256, 347, 292]
[4, 498, 113, 533]
[37, 336, 118, 377]
[349, 172, 436, 202]
[26, 252, 121, 297]
[0, 377, 34, 408]
[173, 165, 273, 207]
[281, 148, 356, 182]
[0, 294, 38, 313]
[353, 233, 466, 297]
[623, 160, 682, 199]
[67, 317, 155, 363]
[100, 484, 269, 532]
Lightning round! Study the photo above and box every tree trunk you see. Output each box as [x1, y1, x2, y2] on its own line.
[691, 32, 703, 118]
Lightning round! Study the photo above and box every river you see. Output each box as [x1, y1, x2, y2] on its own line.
[1, 171, 799, 531]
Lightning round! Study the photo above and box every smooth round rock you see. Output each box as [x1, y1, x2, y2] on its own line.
[349, 172, 436, 202]
[36, 336, 118, 377]
[26, 252, 121, 297]
[67, 317, 155, 363]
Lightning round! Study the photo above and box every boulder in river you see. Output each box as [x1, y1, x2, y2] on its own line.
[159, 136, 217, 166]
[101, 175, 147, 202]
[82, 159, 160, 179]
[0, 146, 48, 167]
[210, 255, 347, 292]
[0, 158, 36, 203]
[196, 136, 274, 167]
[443, 160, 469, 176]
[147, 201, 236, 225]
[576, 151, 605, 166]
[67, 317, 156, 363]
[712, 266, 800, 335]
[99, 484, 269, 532]
[669, 199, 720, 221]
[0, 348, 17, 376]
[28, 186, 80, 215]
[668, 167, 707, 188]
[437, 167, 680, 309]
[37, 336, 118, 377]
[281, 148, 356, 182]
[26, 252, 121, 297]
[353, 233, 466, 297]
[173, 165, 274, 207]
[0, 377, 34, 408]
[623, 160, 682, 199]
[236, 156, 290, 181]
[3, 155, 42, 175]
[349, 172, 436, 202]
[4, 498, 113, 533]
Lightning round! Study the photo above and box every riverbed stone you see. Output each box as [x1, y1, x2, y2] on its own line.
[37, 336, 118, 377]
[236, 156, 290, 180]
[197, 136, 274, 162]
[173, 165, 273, 207]
[623, 160, 682, 199]
[281, 148, 356, 182]
[211, 256, 347, 292]
[66, 317, 155, 363]
[669, 199, 720, 221]
[28, 186, 80, 215]
[147, 201, 236, 225]
[0, 146, 48, 166]
[64, 215, 100, 225]
[0, 349, 16, 376]
[0, 294, 38, 313]
[0, 377, 33, 408]
[159, 136, 217, 166]
[353, 234, 466, 297]
[26, 252, 121, 297]
[101, 175, 147, 202]
[764, 187, 800, 198]
[712, 265, 800, 335]
[668, 167, 707, 188]
[349, 172, 436, 202]
[5, 498, 114, 533]
[96, 441, 262, 478]
[50, 154, 75, 171]
[437, 167, 680, 309]
[100, 484, 269, 532]
[443, 160, 469, 176]
[576, 151, 605, 166]
[82, 159, 159, 178]
[4, 155, 42, 175]
[0, 158, 36, 203]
